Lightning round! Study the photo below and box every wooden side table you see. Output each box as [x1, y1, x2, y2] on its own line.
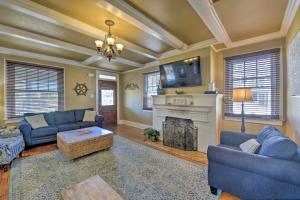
[62, 175, 124, 200]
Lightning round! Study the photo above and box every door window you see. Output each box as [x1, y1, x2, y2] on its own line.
[101, 90, 114, 106]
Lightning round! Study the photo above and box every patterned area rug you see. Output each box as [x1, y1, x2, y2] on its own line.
[10, 135, 217, 200]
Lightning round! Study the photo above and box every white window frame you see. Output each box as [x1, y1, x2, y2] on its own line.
[223, 47, 284, 125]
[3, 58, 65, 123]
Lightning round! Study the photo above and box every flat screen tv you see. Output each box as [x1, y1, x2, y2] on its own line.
[160, 56, 201, 88]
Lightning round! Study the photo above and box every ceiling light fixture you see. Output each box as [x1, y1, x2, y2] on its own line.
[95, 20, 124, 62]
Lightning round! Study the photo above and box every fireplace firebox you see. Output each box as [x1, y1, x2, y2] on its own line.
[163, 117, 198, 151]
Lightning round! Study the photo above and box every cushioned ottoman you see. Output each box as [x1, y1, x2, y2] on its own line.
[0, 129, 25, 171]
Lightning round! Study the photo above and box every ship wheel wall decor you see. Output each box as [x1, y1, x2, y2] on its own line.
[73, 82, 88, 96]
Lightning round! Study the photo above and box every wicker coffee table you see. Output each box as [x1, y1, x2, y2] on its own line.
[57, 126, 113, 160]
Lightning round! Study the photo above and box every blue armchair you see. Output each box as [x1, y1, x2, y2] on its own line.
[208, 129, 300, 199]
[0, 129, 25, 171]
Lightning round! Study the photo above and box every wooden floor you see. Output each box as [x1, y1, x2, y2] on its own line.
[0, 124, 239, 200]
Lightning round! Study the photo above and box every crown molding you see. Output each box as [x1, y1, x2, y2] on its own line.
[218, 31, 284, 51]
[280, 0, 300, 35]
[0, 47, 118, 73]
[187, 0, 231, 46]
[159, 38, 218, 59]
[0, 0, 158, 60]
[94, 0, 187, 49]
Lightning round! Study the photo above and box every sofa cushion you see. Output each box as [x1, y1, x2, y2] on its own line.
[43, 112, 55, 126]
[76, 121, 98, 128]
[31, 126, 58, 138]
[217, 144, 241, 151]
[25, 114, 49, 129]
[257, 125, 283, 144]
[74, 108, 93, 122]
[24, 112, 55, 126]
[55, 111, 76, 125]
[57, 123, 80, 132]
[292, 148, 300, 163]
[259, 136, 297, 159]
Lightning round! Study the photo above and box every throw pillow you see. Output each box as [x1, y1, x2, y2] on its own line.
[257, 125, 283, 144]
[292, 148, 300, 163]
[240, 139, 261, 153]
[83, 111, 96, 122]
[259, 136, 297, 159]
[25, 114, 49, 129]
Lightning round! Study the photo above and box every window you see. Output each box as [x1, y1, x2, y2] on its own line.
[143, 71, 160, 110]
[5, 60, 64, 119]
[224, 48, 281, 119]
[99, 74, 116, 81]
[101, 90, 114, 106]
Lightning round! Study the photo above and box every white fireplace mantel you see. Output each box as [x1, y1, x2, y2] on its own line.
[152, 94, 223, 153]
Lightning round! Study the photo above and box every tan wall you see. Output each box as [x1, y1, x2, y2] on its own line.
[120, 39, 289, 135]
[0, 54, 96, 126]
[286, 6, 300, 144]
[215, 38, 287, 135]
[120, 47, 211, 125]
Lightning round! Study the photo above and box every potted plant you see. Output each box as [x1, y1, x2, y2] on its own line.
[144, 128, 160, 142]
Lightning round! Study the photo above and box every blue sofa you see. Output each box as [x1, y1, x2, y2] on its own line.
[19, 108, 104, 147]
[208, 126, 300, 199]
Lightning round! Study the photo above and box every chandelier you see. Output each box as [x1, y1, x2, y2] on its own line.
[95, 20, 124, 62]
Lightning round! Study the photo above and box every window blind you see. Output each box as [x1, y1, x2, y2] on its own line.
[224, 48, 281, 119]
[143, 71, 160, 110]
[6, 60, 64, 119]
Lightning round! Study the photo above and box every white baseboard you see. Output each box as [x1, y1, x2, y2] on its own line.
[118, 120, 151, 129]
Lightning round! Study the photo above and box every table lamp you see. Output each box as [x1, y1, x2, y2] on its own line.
[232, 88, 253, 133]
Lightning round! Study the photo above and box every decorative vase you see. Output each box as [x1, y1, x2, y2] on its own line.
[157, 85, 166, 95]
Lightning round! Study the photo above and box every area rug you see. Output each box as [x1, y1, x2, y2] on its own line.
[10, 135, 217, 200]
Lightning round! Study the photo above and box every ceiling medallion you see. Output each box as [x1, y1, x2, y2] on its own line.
[95, 20, 124, 62]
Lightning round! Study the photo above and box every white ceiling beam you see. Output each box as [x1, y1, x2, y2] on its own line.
[122, 60, 160, 74]
[94, 0, 187, 49]
[0, 47, 118, 73]
[97, 57, 142, 68]
[0, 24, 143, 67]
[0, 24, 96, 55]
[159, 38, 218, 59]
[280, 0, 300, 35]
[81, 55, 103, 65]
[187, 0, 231, 46]
[0, 0, 158, 60]
[113, 57, 142, 68]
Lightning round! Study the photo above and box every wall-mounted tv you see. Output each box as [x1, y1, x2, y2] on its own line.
[160, 56, 201, 88]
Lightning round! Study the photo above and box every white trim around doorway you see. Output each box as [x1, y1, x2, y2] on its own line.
[96, 70, 120, 124]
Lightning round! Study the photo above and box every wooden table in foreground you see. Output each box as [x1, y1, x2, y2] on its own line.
[62, 175, 124, 200]
[57, 126, 113, 160]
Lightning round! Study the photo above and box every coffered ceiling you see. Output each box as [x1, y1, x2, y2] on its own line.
[213, 0, 288, 42]
[0, 0, 296, 72]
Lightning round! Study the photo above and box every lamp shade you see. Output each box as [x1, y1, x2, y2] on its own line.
[95, 40, 103, 48]
[232, 88, 253, 102]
